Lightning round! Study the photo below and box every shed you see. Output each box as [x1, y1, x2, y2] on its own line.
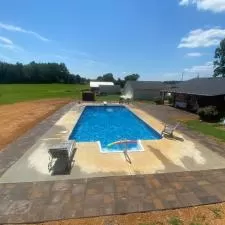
[90, 81, 114, 90]
[99, 85, 121, 95]
[123, 81, 167, 100]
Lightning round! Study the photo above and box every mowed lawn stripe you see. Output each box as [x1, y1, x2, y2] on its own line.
[0, 84, 88, 104]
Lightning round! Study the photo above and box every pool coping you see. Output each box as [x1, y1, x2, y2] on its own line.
[99, 140, 145, 153]
[1, 102, 225, 223]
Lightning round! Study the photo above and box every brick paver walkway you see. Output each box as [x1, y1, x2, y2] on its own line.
[0, 102, 225, 223]
[1, 170, 225, 223]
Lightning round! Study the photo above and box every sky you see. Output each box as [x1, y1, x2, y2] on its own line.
[1, 0, 225, 81]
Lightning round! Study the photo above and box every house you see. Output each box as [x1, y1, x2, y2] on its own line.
[89, 81, 114, 92]
[161, 77, 225, 111]
[123, 81, 167, 100]
[99, 85, 121, 95]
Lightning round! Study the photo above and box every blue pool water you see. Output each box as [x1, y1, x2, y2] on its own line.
[69, 106, 161, 152]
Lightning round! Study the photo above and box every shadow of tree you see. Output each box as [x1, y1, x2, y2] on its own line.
[147, 145, 208, 174]
[163, 134, 184, 142]
[148, 146, 184, 173]
[180, 155, 207, 171]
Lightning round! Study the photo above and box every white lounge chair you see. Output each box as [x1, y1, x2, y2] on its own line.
[161, 122, 180, 137]
[48, 140, 76, 173]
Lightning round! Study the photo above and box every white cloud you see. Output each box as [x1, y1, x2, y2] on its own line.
[178, 28, 225, 48]
[179, 0, 189, 5]
[184, 61, 213, 75]
[179, 0, 225, 13]
[0, 36, 13, 45]
[186, 52, 202, 57]
[0, 43, 23, 51]
[162, 61, 213, 81]
[0, 22, 49, 42]
[0, 35, 23, 51]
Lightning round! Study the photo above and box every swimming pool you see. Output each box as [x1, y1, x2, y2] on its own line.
[69, 105, 161, 152]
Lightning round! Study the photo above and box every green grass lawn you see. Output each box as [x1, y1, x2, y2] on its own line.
[184, 120, 225, 142]
[0, 84, 120, 104]
[96, 94, 120, 102]
[0, 84, 88, 104]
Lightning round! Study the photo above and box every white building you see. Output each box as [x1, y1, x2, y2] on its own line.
[123, 81, 167, 100]
[89, 81, 114, 92]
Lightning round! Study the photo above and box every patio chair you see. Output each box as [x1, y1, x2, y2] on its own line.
[48, 140, 76, 173]
[161, 122, 180, 137]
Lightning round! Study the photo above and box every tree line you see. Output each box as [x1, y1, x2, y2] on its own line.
[0, 61, 89, 84]
[96, 73, 140, 87]
[214, 38, 225, 77]
[0, 61, 140, 87]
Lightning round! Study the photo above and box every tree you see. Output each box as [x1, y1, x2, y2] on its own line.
[124, 74, 140, 81]
[214, 38, 225, 77]
[102, 73, 115, 82]
[97, 76, 103, 81]
[96, 73, 115, 82]
[115, 78, 125, 88]
[0, 61, 88, 84]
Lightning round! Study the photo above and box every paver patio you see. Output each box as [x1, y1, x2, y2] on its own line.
[1, 170, 225, 223]
[0, 102, 225, 223]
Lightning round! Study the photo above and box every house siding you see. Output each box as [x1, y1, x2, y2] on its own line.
[133, 89, 161, 100]
[99, 85, 121, 94]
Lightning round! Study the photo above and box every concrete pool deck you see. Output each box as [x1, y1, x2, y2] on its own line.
[1, 102, 225, 223]
[1, 103, 225, 183]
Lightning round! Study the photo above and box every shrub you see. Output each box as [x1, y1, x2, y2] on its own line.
[154, 97, 163, 105]
[197, 106, 220, 122]
[168, 96, 173, 105]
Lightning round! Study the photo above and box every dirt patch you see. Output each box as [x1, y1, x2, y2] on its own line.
[31, 202, 225, 225]
[0, 99, 71, 151]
